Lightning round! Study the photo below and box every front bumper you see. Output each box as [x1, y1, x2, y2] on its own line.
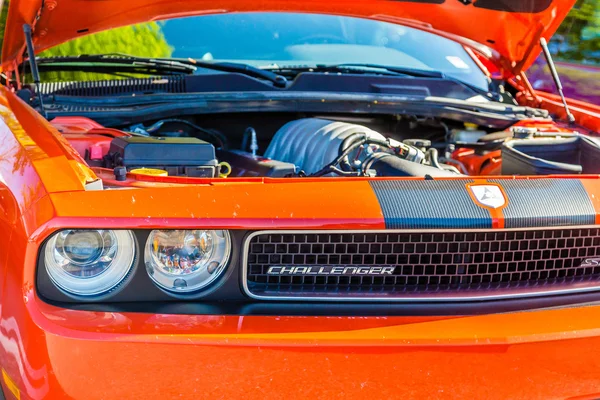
[5, 294, 600, 400]
[7, 178, 600, 399]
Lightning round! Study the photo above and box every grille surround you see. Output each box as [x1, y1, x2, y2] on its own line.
[242, 227, 600, 302]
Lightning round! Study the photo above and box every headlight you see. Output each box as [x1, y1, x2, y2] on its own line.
[44, 230, 136, 298]
[145, 230, 231, 294]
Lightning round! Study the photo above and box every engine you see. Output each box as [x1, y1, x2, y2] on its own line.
[100, 118, 462, 179]
[70, 115, 600, 180]
[263, 118, 459, 177]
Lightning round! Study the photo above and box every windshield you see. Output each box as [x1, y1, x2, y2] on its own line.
[40, 12, 489, 91]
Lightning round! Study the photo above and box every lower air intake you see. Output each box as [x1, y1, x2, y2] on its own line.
[243, 228, 600, 301]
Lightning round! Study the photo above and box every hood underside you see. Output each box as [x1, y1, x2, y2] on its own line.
[1, 0, 575, 75]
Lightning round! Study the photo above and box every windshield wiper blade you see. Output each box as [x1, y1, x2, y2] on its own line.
[265, 63, 444, 79]
[322, 63, 445, 78]
[33, 54, 288, 87]
[266, 63, 505, 100]
[173, 58, 288, 87]
[34, 54, 198, 74]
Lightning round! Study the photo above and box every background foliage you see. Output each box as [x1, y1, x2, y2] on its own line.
[553, 0, 600, 64]
[37, 23, 173, 81]
[0, 2, 6, 47]
[0, 0, 172, 81]
[526, 0, 600, 103]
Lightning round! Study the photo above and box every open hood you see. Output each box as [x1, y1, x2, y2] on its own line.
[1, 0, 575, 76]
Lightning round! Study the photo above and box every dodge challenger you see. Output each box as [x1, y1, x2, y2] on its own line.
[0, 0, 599, 398]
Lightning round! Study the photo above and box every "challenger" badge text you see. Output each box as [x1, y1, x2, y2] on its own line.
[266, 266, 395, 276]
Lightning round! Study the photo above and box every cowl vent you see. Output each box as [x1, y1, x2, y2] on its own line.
[38, 76, 186, 96]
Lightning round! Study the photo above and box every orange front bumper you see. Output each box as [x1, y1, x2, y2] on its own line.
[4, 294, 600, 400]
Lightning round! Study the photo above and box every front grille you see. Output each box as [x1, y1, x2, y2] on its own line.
[243, 228, 600, 301]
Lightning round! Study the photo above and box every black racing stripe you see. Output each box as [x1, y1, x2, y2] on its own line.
[490, 179, 596, 228]
[369, 180, 492, 229]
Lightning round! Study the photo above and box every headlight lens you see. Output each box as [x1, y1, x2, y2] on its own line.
[44, 230, 136, 298]
[145, 230, 231, 294]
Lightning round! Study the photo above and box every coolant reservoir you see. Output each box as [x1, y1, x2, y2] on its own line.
[451, 123, 487, 143]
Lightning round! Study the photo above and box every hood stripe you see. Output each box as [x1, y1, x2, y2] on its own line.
[370, 178, 598, 230]
[369, 180, 492, 229]
[488, 178, 595, 228]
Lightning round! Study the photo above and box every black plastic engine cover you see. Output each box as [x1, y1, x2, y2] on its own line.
[108, 136, 219, 177]
[216, 149, 296, 177]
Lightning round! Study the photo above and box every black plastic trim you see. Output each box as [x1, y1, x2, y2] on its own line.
[42, 291, 600, 316]
[473, 0, 553, 13]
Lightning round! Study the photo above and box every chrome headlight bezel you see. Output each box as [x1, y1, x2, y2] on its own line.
[43, 229, 137, 300]
[144, 229, 232, 297]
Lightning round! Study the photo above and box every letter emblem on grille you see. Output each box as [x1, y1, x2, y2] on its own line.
[470, 185, 506, 209]
[581, 258, 600, 267]
[266, 266, 395, 276]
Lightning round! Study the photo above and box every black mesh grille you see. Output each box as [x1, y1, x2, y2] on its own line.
[244, 228, 600, 300]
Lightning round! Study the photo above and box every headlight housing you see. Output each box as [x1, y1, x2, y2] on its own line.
[144, 230, 231, 294]
[44, 230, 136, 298]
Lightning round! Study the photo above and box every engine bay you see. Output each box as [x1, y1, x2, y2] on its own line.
[53, 113, 600, 184]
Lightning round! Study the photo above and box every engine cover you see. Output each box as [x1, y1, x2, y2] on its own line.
[264, 118, 387, 175]
[107, 136, 219, 177]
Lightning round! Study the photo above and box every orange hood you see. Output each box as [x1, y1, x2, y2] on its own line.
[1, 0, 575, 76]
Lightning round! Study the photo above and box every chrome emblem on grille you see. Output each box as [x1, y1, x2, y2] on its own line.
[581, 258, 600, 267]
[266, 266, 395, 276]
[470, 185, 506, 209]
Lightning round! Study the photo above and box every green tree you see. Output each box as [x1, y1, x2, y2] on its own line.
[0, 0, 8, 48]
[0, 0, 172, 81]
[38, 22, 173, 81]
[554, 0, 600, 64]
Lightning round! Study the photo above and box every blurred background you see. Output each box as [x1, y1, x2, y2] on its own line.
[527, 0, 600, 104]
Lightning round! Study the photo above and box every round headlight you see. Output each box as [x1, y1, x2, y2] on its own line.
[145, 230, 231, 294]
[44, 230, 136, 298]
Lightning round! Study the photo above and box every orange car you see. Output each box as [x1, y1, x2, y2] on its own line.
[2, 0, 600, 398]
